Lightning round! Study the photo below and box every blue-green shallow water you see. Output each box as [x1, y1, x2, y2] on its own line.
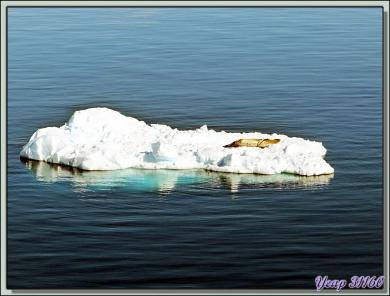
[7, 8, 382, 289]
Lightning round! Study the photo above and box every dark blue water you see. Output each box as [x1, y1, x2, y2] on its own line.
[7, 8, 383, 289]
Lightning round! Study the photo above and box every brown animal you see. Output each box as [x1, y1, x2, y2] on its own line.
[224, 138, 280, 149]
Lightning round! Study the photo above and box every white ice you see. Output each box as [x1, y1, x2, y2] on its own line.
[20, 107, 334, 176]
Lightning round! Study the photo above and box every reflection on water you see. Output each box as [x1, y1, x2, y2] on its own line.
[22, 159, 333, 193]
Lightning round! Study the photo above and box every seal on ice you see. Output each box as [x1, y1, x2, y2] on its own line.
[223, 138, 280, 149]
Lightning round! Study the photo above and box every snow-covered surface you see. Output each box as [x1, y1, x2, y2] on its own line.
[20, 108, 334, 176]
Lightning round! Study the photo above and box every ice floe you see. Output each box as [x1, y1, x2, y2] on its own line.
[20, 108, 334, 176]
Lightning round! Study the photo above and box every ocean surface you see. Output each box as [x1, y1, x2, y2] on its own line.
[7, 8, 383, 289]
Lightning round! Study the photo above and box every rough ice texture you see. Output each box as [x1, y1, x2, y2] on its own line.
[20, 108, 334, 176]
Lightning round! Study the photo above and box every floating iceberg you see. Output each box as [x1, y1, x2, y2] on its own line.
[20, 108, 334, 176]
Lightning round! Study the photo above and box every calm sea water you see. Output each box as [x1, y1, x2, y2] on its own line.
[7, 8, 383, 289]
